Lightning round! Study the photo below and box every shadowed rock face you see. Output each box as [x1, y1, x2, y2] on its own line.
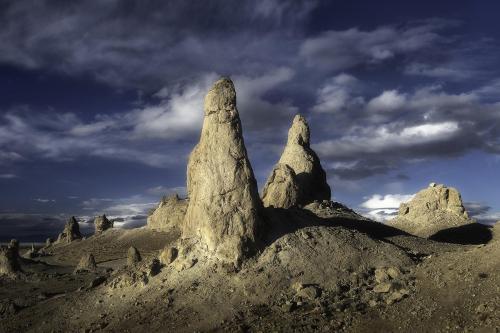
[389, 183, 472, 238]
[94, 215, 113, 234]
[74, 253, 97, 273]
[262, 163, 301, 209]
[57, 216, 82, 243]
[274, 115, 331, 206]
[147, 194, 187, 232]
[182, 77, 262, 265]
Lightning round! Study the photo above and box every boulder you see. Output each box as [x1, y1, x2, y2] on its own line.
[262, 163, 301, 208]
[56, 216, 82, 243]
[127, 247, 142, 266]
[388, 183, 472, 237]
[182, 77, 262, 265]
[94, 215, 113, 234]
[74, 253, 97, 273]
[274, 115, 331, 206]
[147, 194, 187, 232]
[159, 247, 178, 265]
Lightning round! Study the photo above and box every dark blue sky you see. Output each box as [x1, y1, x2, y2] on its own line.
[1, 0, 499, 241]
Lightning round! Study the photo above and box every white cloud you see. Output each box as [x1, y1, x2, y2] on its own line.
[312, 74, 364, 113]
[34, 198, 56, 203]
[0, 173, 17, 179]
[146, 186, 187, 197]
[367, 90, 407, 112]
[404, 62, 476, 80]
[300, 21, 451, 70]
[360, 193, 415, 222]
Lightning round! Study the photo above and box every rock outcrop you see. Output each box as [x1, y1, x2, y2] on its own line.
[8, 239, 19, 257]
[267, 115, 330, 207]
[389, 183, 472, 237]
[94, 215, 113, 234]
[74, 253, 97, 273]
[182, 77, 262, 265]
[147, 194, 187, 232]
[56, 216, 82, 244]
[0, 246, 20, 277]
[262, 163, 301, 209]
[127, 247, 142, 266]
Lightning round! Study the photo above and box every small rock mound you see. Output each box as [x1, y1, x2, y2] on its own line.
[94, 215, 113, 234]
[273, 115, 331, 206]
[56, 216, 82, 244]
[127, 247, 142, 266]
[389, 183, 472, 237]
[147, 194, 187, 232]
[74, 253, 97, 273]
[0, 246, 20, 277]
[262, 163, 301, 209]
[182, 77, 262, 265]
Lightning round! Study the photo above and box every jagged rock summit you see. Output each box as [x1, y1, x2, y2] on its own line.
[389, 183, 472, 238]
[263, 114, 331, 208]
[56, 216, 82, 244]
[182, 77, 262, 265]
[94, 214, 113, 234]
[147, 194, 187, 232]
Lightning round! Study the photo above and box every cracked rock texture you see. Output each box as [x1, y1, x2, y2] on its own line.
[182, 77, 262, 265]
[389, 183, 472, 237]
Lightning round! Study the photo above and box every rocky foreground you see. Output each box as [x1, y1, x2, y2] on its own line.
[1, 78, 499, 333]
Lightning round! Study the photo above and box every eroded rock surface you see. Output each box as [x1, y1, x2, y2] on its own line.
[127, 247, 142, 266]
[182, 77, 262, 265]
[389, 183, 472, 237]
[74, 253, 97, 273]
[262, 163, 301, 209]
[94, 215, 113, 234]
[147, 194, 187, 232]
[56, 216, 82, 244]
[274, 115, 331, 206]
[0, 246, 20, 277]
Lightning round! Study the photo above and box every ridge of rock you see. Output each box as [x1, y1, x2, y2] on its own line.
[389, 183, 472, 237]
[182, 77, 262, 265]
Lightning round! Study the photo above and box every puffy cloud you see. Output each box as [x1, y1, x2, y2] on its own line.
[367, 90, 407, 112]
[312, 74, 364, 113]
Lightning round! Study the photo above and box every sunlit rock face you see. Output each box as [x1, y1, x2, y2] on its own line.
[262, 163, 301, 209]
[0, 245, 20, 277]
[276, 114, 331, 206]
[389, 183, 472, 237]
[182, 78, 262, 265]
[147, 194, 187, 232]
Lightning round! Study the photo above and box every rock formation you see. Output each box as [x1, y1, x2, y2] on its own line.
[74, 253, 97, 273]
[147, 194, 187, 232]
[261, 163, 301, 209]
[127, 247, 142, 266]
[265, 114, 330, 207]
[0, 246, 20, 277]
[94, 215, 113, 234]
[182, 77, 262, 265]
[8, 239, 19, 257]
[389, 183, 472, 237]
[56, 216, 82, 244]
[159, 246, 178, 265]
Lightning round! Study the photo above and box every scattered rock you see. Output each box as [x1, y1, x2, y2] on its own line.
[127, 247, 142, 266]
[147, 194, 187, 232]
[182, 77, 262, 265]
[159, 247, 178, 265]
[374, 268, 390, 283]
[74, 253, 97, 273]
[389, 183, 472, 237]
[275, 114, 331, 206]
[94, 215, 113, 234]
[295, 284, 321, 300]
[262, 163, 301, 208]
[89, 276, 106, 289]
[373, 282, 393, 293]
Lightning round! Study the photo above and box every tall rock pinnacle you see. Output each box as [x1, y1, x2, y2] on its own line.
[182, 77, 262, 265]
[264, 115, 330, 207]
